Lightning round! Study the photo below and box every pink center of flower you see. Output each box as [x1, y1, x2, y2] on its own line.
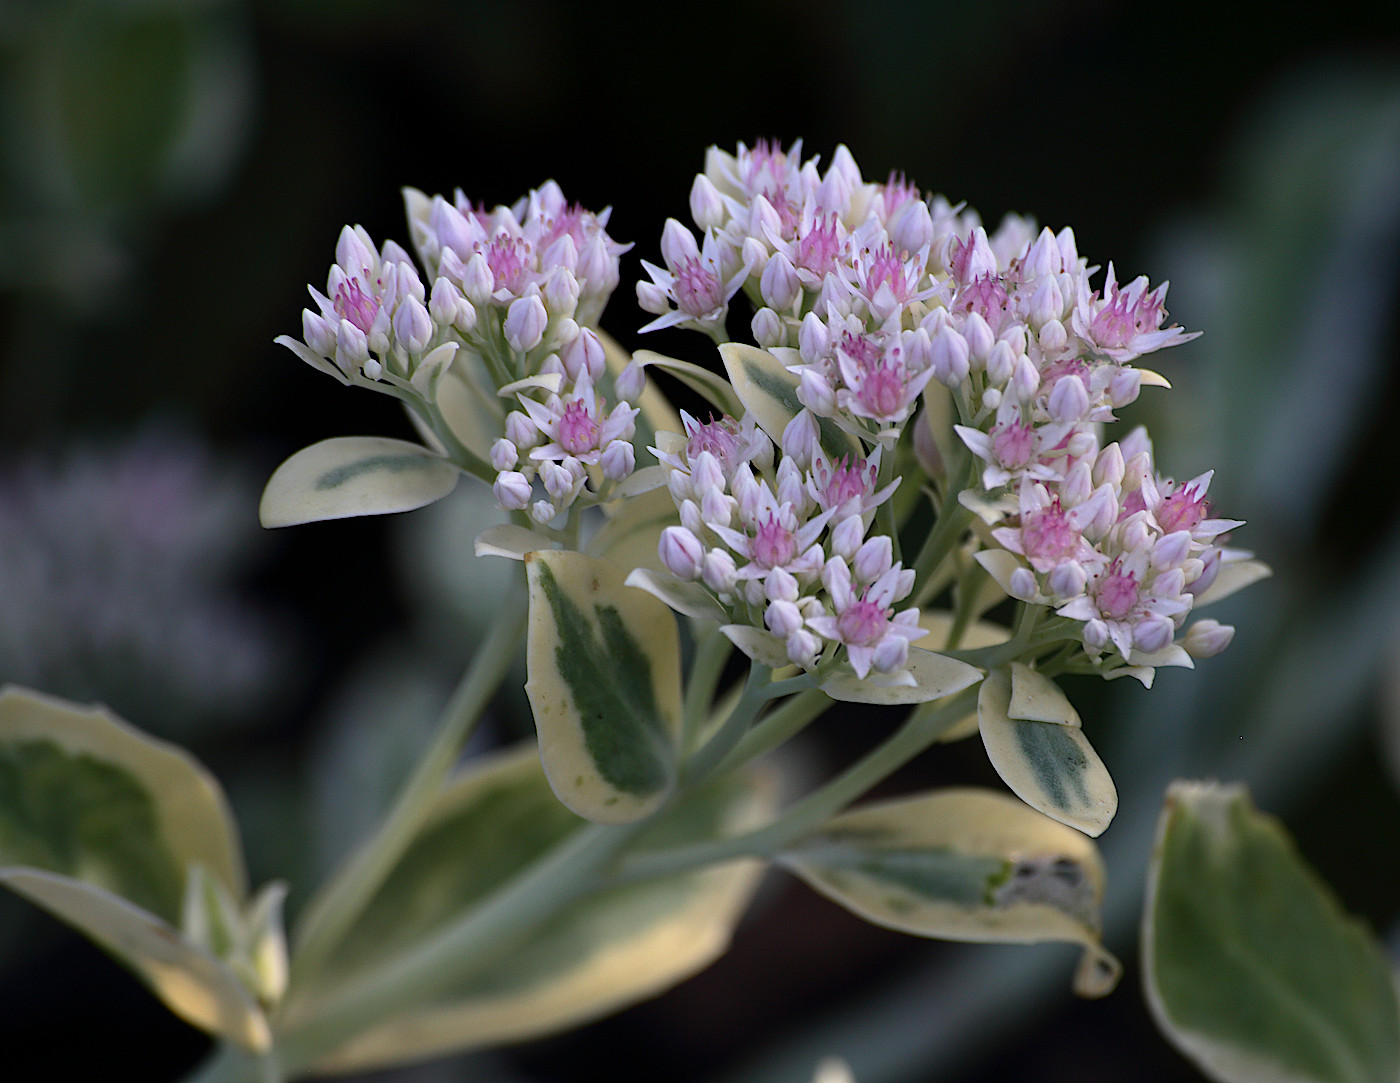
[881, 171, 920, 217]
[956, 274, 1008, 328]
[334, 276, 381, 334]
[543, 204, 587, 248]
[744, 139, 788, 189]
[796, 213, 842, 276]
[837, 597, 889, 648]
[1021, 500, 1079, 565]
[1158, 486, 1207, 534]
[751, 513, 797, 569]
[485, 235, 530, 293]
[1097, 564, 1140, 621]
[1090, 284, 1165, 348]
[865, 244, 910, 301]
[674, 257, 723, 316]
[819, 456, 875, 508]
[991, 419, 1036, 470]
[557, 399, 600, 455]
[685, 415, 743, 472]
[855, 355, 906, 420]
[764, 187, 801, 235]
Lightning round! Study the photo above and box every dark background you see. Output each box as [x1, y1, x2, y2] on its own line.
[1, 1, 1399, 1080]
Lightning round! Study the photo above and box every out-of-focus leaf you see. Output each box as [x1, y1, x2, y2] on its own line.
[0, 687, 266, 1048]
[1144, 781, 1400, 1083]
[600, 330, 681, 449]
[474, 524, 557, 561]
[431, 362, 504, 463]
[524, 551, 682, 823]
[781, 788, 1119, 997]
[915, 611, 1011, 742]
[302, 747, 777, 1073]
[586, 485, 678, 576]
[820, 649, 982, 706]
[625, 568, 728, 622]
[978, 669, 1117, 837]
[719, 343, 863, 462]
[259, 437, 459, 528]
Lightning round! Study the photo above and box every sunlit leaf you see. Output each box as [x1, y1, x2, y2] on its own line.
[259, 437, 459, 528]
[1144, 781, 1400, 1083]
[781, 787, 1118, 997]
[524, 551, 683, 823]
[978, 670, 1117, 837]
[625, 568, 728, 623]
[299, 747, 777, 1073]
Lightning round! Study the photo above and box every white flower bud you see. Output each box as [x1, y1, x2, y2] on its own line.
[336, 225, 377, 277]
[690, 451, 725, 495]
[986, 339, 1016, 387]
[889, 199, 934, 256]
[1109, 367, 1141, 408]
[765, 599, 803, 638]
[659, 526, 705, 579]
[1182, 619, 1234, 658]
[690, 173, 726, 231]
[853, 536, 893, 584]
[765, 567, 799, 603]
[493, 470, 532, 510]
[302, 310, 336, 356]
[930, 326, 970, 387]
[462, 252, 494, 304]
[760, 252, 801, 311]
[1028, 277, 1064, 329]
[335, 319, 370, 364]
[601, 440, 635, 481]
[561, 329, 605, 383]
[636, 280, 671, 315]
[430, 277, 462, 327]
[490, 438, 518, 472]
[393, 295, 433, 354]
[531, 500, 557, 525]
[982, 388, 1002, 411]
[752, 307, 785, 348]
[1047, 374, 1090, 422]
[871, 635, 909, 674]
[1083, 619, 1110, 649]
[544, 268, 580, 319]
[1009, 567, 1038, 600]
[741, 236, 768, 274]
[798, 311, 830, 363]
[1152, 530, 1193, 569]
[702, 549, 738, 594]
[505, 410, 539, 450]
[1038, 318, 1068, 353]
[1132, 614, 1175, 654]
[962, 311, 995, 362]
[780, 410, 820, 470]
[1048, 561, 1087, 599]
[1012, 356, 1040, 400]
[1093, 443, 1125, 488]
[361, 357, 383, 380]
[540, 460, 574, 500]
[700, 486, 732, 528]
[786, 629, 822, 668]
[829, 515, 865, 560]
[504, 295, 548, 353]
[797, 368, 836, 417]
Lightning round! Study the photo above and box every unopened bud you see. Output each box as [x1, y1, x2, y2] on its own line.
[493, 470, 532, 510]
[752, 307, 785, 348]
[690, 173, 726, 231]
[1182, 619, 1234, 658]
[504, 295, 548, 353]
[659, 526, 705, 579]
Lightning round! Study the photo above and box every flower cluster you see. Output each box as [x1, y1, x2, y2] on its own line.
[639, 140, 1250, 680]
[654, 413, 922, 681]
[280, 182, 649, 523]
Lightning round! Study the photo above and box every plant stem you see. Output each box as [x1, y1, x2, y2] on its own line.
[286, 590, 528, 990]
[711, 687, 832, 776]
[911, 457, 974, 591]
[681, 661, 771, 784]
[614, 685, 978, 885]
[681, 625, 733, 751]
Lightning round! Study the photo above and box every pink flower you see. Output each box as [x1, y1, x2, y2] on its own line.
[807, 557, 926, 680]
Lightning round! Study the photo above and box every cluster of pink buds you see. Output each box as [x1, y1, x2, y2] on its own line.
[278, 225, 458, 390]
[653, 413, 921, 681]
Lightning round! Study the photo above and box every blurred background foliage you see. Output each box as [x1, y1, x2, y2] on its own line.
[1, 1, 1398, 1080]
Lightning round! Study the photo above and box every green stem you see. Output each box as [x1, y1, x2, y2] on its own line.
[286, 590, 528, 989]
[681, 661, 771, 784]
[615, 686, 978, 885]
[911, 457, 974, 591]
[711, 687, 832, 776]
[681, 625, 733, 751]
[275, 820, 647, 1076]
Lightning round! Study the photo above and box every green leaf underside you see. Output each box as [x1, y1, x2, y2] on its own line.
[1146, 783, 1400, 1083]
[309, 752, 775, 1073]
[0, 741, 182, 921]
[1015, 722, 1091, 809]
[313, 453, 439, 490]
[721, 345, 863, 461]
[534, 560, 669, 797]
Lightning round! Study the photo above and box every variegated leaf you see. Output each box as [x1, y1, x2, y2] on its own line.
[259, 436, 459, 528]
[633, 349, 744, 418]
[820, 648, 983, 706]
[718, 343, 863, 461]
[524, 551, 683, 823]
[978, 669, 1117, 837]
[781, 787, 1118, 997]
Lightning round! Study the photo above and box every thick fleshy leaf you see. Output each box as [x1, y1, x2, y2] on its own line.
[0, 869, 271, 1050]
[259, 437, 459, 528]
[625, 568, 728, 622]
[1008, 662, 1081, 727]
[718, 343, 863, 461]
[0, 687, 264, 1048]
[781, 788, 1118, 997]
[633, 349, 744, 418]
[1192, 556, 1272, 608]
[300, 747, 776, 1073]
[524, 551, 683, 823]
[915, 611, 1012, 742]
[820, 648, 983, 706]
[978, 670, 1117, 837]
[432, 363, 505, 462]
[0, 686, 245, 910]
[721, 625, 792, 668]
[1143, 781, 1400, 1083]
